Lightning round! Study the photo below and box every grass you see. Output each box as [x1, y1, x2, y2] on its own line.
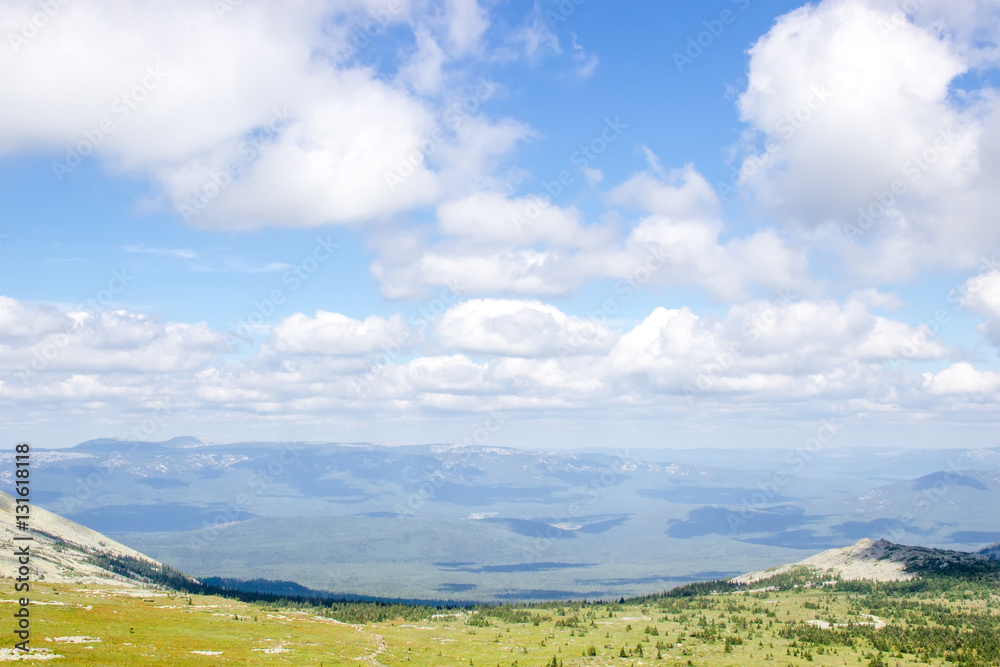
[4, 574, 998, 665]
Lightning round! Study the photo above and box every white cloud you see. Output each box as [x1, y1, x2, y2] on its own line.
[735, 0, 1000, 280]
[267, 311, 416, 356]
[923, 362, 1000, 395]
[0, 294, 993, 443]
[399, 28, 448, 95]
[959, 269, 1000, 345]
[433, 299, 616, 357]
[435, 192, 596, 245]
[122, 244, 199, 260]
[570, 33, 599, 79]
[0, 304, 228, 376]
[508, 5, 562, 59]
[609, 307, 722, 386]
[608, 162, 718, 219]
[442, 0, 489, 56]
[371, 162, 810, 300]
[0, 297, 67, 342]
[0, 0, 518, 229]
[607, 294, 948, 395]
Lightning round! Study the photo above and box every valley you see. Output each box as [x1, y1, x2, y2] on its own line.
[3, 483, 998, 665]
[5, 554, 999, 665]
[6, 438, 999, 601]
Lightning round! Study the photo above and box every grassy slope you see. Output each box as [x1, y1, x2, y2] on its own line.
[5, 573, 999, 666]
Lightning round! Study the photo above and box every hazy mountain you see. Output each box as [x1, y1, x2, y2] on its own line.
[6, 438, 998, 601]
[843, 469, 1000, 545]
[981, 543, 1000, 560]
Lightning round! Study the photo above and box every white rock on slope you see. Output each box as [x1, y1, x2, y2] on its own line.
[732, 538, 915, 584]
[0, 490, 161, 587]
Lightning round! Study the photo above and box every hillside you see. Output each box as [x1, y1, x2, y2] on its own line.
[2, 537, 998, 665]
[733, 537, 996, 584]
[1, 496, 997, 665]
[0, 490, 163, 588]
[980, 543, 1000, 559]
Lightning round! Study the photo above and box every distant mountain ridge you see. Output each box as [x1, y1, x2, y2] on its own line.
[8, 437, 1000, 601]
[980, 543, 1000, 559]
[4, 490, 999, 610]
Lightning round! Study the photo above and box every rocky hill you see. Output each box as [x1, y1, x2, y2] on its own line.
[980, 543, 1000, 559]
[733, 537, 996, 584]
[0, 490, 163, 587]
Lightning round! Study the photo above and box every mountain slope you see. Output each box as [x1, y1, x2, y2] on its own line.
[733, 537, 996, 584]
[847, 470, 1000, 535]
[981, 543, 1000, 559]
[0, 490, 162, 587]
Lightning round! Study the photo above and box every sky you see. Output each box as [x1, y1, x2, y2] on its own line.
[1, 0, 1000, 450]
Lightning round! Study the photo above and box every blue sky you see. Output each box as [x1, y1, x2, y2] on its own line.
[1, 0, 999, 449]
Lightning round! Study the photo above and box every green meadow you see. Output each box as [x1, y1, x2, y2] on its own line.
[6, 568, 999, 666]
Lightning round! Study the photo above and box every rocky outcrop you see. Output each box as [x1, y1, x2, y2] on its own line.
[0, 490, 161, 587]
[733, 537, 992, 584]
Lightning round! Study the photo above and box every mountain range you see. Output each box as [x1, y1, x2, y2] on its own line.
[4, 437, 999, 601]
[3, 488, 998, 603]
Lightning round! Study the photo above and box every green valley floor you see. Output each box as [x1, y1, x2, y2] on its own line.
[3, 571, 998, 666]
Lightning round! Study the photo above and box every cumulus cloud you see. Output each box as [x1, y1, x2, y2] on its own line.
[734, 0, 1000, 280]
[435, 192, 595, 245]
[507, 5, 562, 59]
[433, 299, 616, 357]
[0, 292, 992, 441]
[267, 311, 417, 356]
[371, 162, 810, 300]
[442, 0, 489, 56]
[0, 297, 67, 342]
[959, 269, 1000, 346]
[0, 0, 514, 229]
[923, 362, 1000, 396]
[5, 0, 1000, 446]
[0, 301, 228, 383]
[607, 293, 948, 397]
